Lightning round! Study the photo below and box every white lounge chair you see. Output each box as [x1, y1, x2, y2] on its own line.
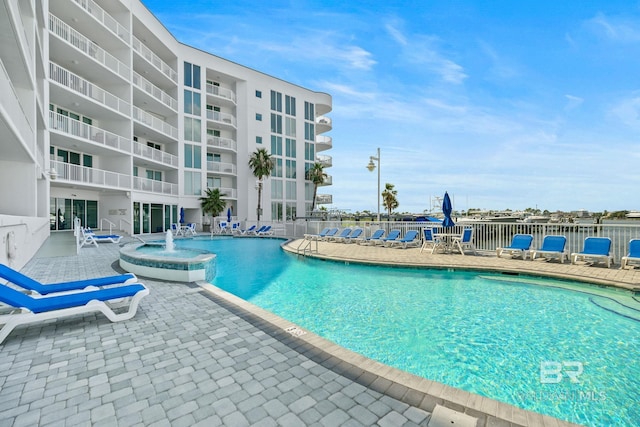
[452, 228, 477, 255]
[184, 223, 197, 236]
[387, 230, 420, 249]
[571, 237, 613, 268]
[621, 239, 640, 269]
[531, 235, 568, 263]
[0, 263, 137, 295]
[0, 281, 149, 344]
[496, 234, 533, 260]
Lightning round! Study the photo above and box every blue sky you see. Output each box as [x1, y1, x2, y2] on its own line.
[143, 0, 640, 214]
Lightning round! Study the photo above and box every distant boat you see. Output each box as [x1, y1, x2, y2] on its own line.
[519, 215, 550, 224]
[626, 211, 640, 219]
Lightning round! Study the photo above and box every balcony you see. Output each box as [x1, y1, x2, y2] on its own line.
[209, 187, 237, 199]
[316, 154, 332, 168]
[50, 160, 131, 189]
[133, 71, 177, 111]
[49, 14, 130, 80]
[132, 106, 178, 140]
[49, 62, 129, 115]
[206, 135, 237, 152]
[315, 135, 332, 152]
[132, 141, 178, 167]
[132, 176, 178, 195]
[316, 194, 333, 205]
[205, 109, 236, 128]
[132, 36, 177, 83]
[316, 115, 332, 132]
[0, 60, 34, 153]
[71, 0, 129, 43]
[205, 83, 236, 105]
[319, 174, 332, 186]
[206, 161, 237, 174]
[49, 111, 131, 153]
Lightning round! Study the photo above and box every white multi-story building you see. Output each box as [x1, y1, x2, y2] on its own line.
[1, 0, 332, 267]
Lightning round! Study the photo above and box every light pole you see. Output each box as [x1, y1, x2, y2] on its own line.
[366, 147, 380, 222]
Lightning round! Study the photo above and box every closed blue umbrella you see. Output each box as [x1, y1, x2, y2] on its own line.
[442, 192, 455, 227]
[179, 207, 185, 224]
[227, 207, 231, 223]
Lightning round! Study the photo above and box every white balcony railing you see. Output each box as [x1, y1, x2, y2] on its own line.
[316, 116, 332, 126]
[132, 36, 177, 83]
[205, 109, 236, 127]
[49, 111, 131, 152]
[133, 71, 177, 111]
[133, 176, 178, 195]
[316, 154, 332, 168]
[206, 135, 237, 152]
[50, 160, 131, 189]
[0, 60, 34, 149]
[205, 83, 236, 104]
[319, 174, 332, 186]
[132, 141, 178, 167]
[49, 62, 130, 115]
[315, 135, 332, 149]
[316, 194, 333, 204]
[210, 187, 237, 199]
[71, 0, 129, 43]
[49, 14, 130, 80]
[206, 161, 237, 174]
[132, 106, 178, 139]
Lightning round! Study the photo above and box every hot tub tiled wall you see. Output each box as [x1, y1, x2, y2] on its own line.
[120, 244, 216, 282]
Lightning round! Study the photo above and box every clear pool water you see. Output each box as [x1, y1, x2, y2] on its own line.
[179, 237, 640, 426]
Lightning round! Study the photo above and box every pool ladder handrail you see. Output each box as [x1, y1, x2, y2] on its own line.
[296, 238, 318, 256]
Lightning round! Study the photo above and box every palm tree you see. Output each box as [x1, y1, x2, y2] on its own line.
[382, 183, 399, 219]
[199, 188, 226, 225]
[305, 162, 327, 214]
[248, 148, 274, 221]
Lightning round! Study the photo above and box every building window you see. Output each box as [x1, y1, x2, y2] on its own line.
[256, 113, 262, 121]
[286, 159, 296, 179]
[304, 122, 315, 141]
[207, 177, 222, 188]
[184, 144, 202, 169]
[271, 202, 283, 221]
[305, 142, 315, 161]
[256, 90, 262, 98]
[270, 90, 282, 112]
[285, 117, 296, 137]
[256, 136, 262, 144]
[147, 142, 161, 150]
[184, 118, 201, 142]
[285, 95, 296, 116]
[146, 170, 162, 181]
[184, 90, 201, 115]
[304, 101, 315, 121]
[184, 171, 202, 195]
[184, 62, 201, 89]
[286, 138, 296, 158]
[271, 179, 283, 198]
[270, 113, 282, 134]
[271, 136, 282, 156]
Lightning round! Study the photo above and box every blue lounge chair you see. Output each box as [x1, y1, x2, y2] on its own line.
[621, 239, 640, 269]
[378, 229, 401, 246]
[0, 264, 137, 295]
[356, 229, 385, 245]
[81, 228, 122, 246]
[420, 228, 444, 254]
[240, 225, 257, 235]
[342, 228, 363, 244]
[571, 237, 613, 268]
[327, 228, 352, 242]
[387, 230, 420, 249]
[496, 234, 534, 260]
[531, 235, 568, 263]
[0, 281, 149, 344]
[257, 225, 273, 236]
[320, 228, 339, 241]
[304, 227, 333, 241]
[452, 228, 477, 255]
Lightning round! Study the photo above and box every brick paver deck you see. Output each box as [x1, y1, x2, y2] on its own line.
[4, 234, 635, 426]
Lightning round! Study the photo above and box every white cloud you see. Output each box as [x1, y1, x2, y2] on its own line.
[585, 13, 640, 43]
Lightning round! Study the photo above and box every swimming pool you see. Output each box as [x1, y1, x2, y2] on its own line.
[178, 237, 640, 426]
